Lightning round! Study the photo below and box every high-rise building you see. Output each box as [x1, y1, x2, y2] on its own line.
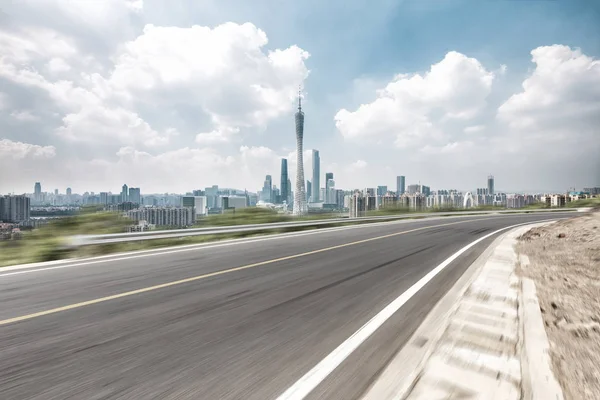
[262, 175, 273, 203]
[34, 182, 41, 203]
[307, 180, 312, 202]
[121, 184, 128, 202]
[326, 179, 335, 203]
[325, 173, 334, 202]
[396, 176, 405, 196]
[100, 192, 109, 205]
[280, 158, 289, 204]
[54, 189, 58, 195]
[223, 196, 247, 210]
[293, 90, 307, 215]
[205, 185, 219, 209]
[0, 195, 30, 223]
[377, 186, 388, 196]
[129, 187, 141, 204]
[487, 175, 495, 195]
[66, 188, 72, 196]
[407, 184, 420, 194]
[312, 149, 320, 202]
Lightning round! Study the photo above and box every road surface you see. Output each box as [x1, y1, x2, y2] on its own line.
[0, 213, 573, 399]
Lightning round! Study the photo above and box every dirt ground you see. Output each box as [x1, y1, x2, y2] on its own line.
[517, 210, 600, 400]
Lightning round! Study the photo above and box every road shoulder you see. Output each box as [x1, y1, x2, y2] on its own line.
[362, 221, 564, 400]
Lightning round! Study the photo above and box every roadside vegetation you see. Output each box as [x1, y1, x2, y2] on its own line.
[0, 203, 586, 268]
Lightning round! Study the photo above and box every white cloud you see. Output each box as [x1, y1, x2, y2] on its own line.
[195, 127, 239, 145]
[55, 106, 170, 147]
[0, 28, 78, 65]
[464, 125, 485, 133]
[335, 51, 495, 148]
[498, 45, 600, 132]
[107, 23, 310, 134]
[46, 58, 72, 74]
[419, 141, 475, 155]
[0, 139, 56, 160]
[349, 159, 367, 169]
[10, 110, 38, 121]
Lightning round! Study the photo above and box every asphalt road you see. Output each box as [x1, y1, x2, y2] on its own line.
[0, 212, 574, 400]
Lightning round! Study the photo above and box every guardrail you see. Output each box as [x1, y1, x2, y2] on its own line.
[67, 208, 580, 247]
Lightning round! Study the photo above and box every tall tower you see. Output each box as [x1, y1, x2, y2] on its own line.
[293, 89, 308, 215]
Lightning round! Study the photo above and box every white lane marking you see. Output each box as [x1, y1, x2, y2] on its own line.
[276, 220, 555, 400]
[0, 217, 448, 278]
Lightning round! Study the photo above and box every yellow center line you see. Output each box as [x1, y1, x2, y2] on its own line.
[0, 217, 495, 326]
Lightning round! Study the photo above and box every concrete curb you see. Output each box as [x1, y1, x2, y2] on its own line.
[520, 278, 564, 400]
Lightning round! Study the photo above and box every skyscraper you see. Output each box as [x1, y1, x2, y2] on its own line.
[121, 184, 128, 203]
[280, 158, 289, 204]
[312, 150, 320, 202]
[129, 187, 141, 204]
[325, 172, 333, 185]
[66, 188, 72, 196]
[262, 175, 273, 203]
[293, 90, 307, 215]
[396, 176, 405, 196]
[306, 180, 312, 202]
[34, 182, 41, 203]
[487, 175, 495, 195]
[325, 173, 334, 203]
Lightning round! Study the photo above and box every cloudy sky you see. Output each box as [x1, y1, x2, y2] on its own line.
[1, 0, 599, 195]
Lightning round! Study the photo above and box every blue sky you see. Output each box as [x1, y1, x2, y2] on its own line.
[0, 0, 599, 194]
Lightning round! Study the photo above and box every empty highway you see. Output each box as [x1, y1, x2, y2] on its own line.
[0, 212, 574, 399]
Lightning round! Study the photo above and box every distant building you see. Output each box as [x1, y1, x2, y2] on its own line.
[129, 187, 141, 204]
[223, 196, 247, 210]
[306, 180, 312, 202]
[551, 194, 566, 207]
[583, 187, 600, 195]
[260, 175, 273, 203]
[205, 185, 219, 209]
[349, 194, 366, 218]
[407, 184, 419, 194]
[312, 150, 320, 202]
[0, 195, 31, 223]
[34, 182, 42, 203]
[488, 175, 495, 196]
[507, 195, 525, 209]
[121, 184, 128, 202]
[280, 158, 289, 204]
[66, 187, 72, 196]
[380, 195, 398, 209]
[126, 207, 195, 227]
[326, 179, 335, 203]
[396, 176, 405, 196]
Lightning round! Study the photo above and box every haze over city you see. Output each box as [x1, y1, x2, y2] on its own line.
[1, 0, 598, 195]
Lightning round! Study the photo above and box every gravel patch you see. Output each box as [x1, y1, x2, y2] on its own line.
[517, 211, 600, 400]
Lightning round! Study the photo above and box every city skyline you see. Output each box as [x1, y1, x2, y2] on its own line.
[0, 1, 599, 194]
